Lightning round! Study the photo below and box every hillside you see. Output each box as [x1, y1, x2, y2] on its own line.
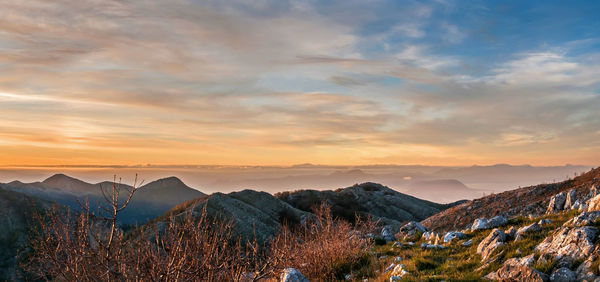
[160, 189, 311, 243]
[276, 182, 460, 231]
[0, 188, 52, 281]
[0, 174, 205, 224]
[422, 167, 600, 232]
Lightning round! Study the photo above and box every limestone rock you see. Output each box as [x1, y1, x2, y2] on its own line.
[495, 264, 549, 281]
[443, 231, 466, 243]
[490, 255, 546, 281]
[471, 216, 508, 231]
[588, 195, 600, 212]
[280, 268, 309, 282]
[548, 192, 567, 213]
[381, 225, 396, 242]
[397, 221, 427, 240]
[515, 223, 542, 240]
[477, 229, 508, 261]
[462, 239, 473, 246]
[564, 189, 577, 210]
[564, 211, 600, 227]
[471, 217, 488, 231]
[550, 267, 576, 282]
[391, 264, 408, 277]
[535, 226, 598, 265]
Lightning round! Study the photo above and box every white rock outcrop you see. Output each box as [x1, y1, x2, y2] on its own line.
[477, 228, 508, 261]
[550, 267, 576, 282]
[443, 231, 466, 243]
[547, 192, 567, 213]
[535, 226, 598, 264]
[471, 216, 508, 231]
[280, 268, 309, 282]
[397, 221, 427, 240]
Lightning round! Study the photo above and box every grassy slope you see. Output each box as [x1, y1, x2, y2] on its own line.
[357, 209, 583, 281]
[422, 167, 600, 232]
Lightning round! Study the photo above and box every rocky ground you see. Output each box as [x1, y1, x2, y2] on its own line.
[361, 172, 600, 281]
[422, 167, 600, 232]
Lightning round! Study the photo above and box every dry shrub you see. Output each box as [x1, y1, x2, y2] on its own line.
[25, 177, 376, 281]
[269, 203, 376, 280]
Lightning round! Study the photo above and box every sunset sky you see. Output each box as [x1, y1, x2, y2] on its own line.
[1, 0, 599, 166]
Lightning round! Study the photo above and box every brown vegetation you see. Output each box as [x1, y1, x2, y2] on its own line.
[24, 176, 376, 281]
[422, 167, 600, 232]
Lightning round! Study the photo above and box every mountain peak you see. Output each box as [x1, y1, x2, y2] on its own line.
[43, 173, 75, 183]
[138, 176, 205, 197]
[41, 173, 95, 194]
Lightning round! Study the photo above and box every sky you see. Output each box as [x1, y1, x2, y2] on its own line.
[0, 0, 599, 166]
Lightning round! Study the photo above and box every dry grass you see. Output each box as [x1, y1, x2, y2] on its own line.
[269, 204, 377, 280]
[24, 178, 377, 281]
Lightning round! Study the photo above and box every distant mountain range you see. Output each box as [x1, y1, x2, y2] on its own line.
[405, 179, 489, 203]
[0, 174, 205, 224]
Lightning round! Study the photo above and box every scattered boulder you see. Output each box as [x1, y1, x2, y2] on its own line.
[570, 200, 583, 211]
[477, 229, 508, 261]
[550, 267, 576, 282]
[564, 211, 600, 227]
[515, 223, 541, 241]
[391, 264, 408, 277]
[462, 239, 473, 247]
[587, 185, 599, 200]
[489, 216, 508, 228]
[535, 226, 598, 265]
[547, 192, 567, 213]
[381, 226, 396, 242]
[443, 231, 466, 243]
[471, 218, 488, 231]
[280, 268, 309, 282]
[588, 195, 600, 212]
[421, 231, 436, 241]
[420, 242, 446, 249]
[574, 252, 600, 281]
[471, 216, 508, 231]
[397, 221, 427, 240]
[564, 189, 577, 210]
[539, 219, 553, 226]
[494, 264, 549, 281]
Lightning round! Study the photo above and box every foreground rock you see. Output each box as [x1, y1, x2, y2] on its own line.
[443, 231, 466, 243]
[280, 268, 309, 282]
[486, 254, 548, 281]
[381, 225, 396, 242]
[563, 211, 600, 227]
[477, 229, 508, 261]
[550, 267, 576, 282]
[397, 221, 427, 240]
[492, 265, 548, 281]
[471, 216, 507, 231]
[547, 192, 567, 213]
[515, 222, 541, 240]
[588, 194, 600, 212]
[535, 226, 598, 265]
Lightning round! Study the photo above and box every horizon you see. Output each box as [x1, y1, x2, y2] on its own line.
[1, 0, 599, 166]
[1, 164, 594, 201]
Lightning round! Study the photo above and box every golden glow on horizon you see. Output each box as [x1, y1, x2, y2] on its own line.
[0, 1, 599, 167]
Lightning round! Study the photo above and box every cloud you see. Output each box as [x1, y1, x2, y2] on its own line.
[441, 22, 466, 44]
[0, 1, 598, 166]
